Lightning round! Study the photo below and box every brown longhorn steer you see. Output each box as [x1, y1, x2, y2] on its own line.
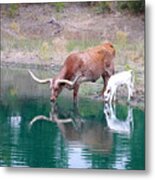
[28, 42, 115, 102]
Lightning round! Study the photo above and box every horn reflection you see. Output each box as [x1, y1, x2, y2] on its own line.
[29, 103, 113, 153]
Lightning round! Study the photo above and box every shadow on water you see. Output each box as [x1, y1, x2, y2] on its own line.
[0, 68, 145, 169]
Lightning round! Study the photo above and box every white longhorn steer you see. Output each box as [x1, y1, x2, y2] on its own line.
[104, 70, 134, 103]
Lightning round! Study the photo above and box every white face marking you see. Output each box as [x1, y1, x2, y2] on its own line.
[104, 89, 111, 101]
[49, 79, 53, 89]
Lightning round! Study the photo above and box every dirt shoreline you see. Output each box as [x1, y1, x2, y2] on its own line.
[1, 59, 59, 71]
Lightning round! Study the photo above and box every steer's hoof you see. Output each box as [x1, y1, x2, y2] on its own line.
[94, 95, 104, 101]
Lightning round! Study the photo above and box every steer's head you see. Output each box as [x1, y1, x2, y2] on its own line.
[28, 70, 77, 103]
[103, 42, 116, 57]
[49, 79, 64, 102]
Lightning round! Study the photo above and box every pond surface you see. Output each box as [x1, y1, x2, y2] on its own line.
[0, 68, 145, 169]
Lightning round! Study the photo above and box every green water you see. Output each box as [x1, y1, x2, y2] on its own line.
[0, 68, 145, 169]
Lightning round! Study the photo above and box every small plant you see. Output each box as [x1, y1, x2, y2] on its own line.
[115, 31, 128, 48]
[124, 64, 138, 84]
[10, 21, 20, 33]
[39, 41, 51, 61]
[125, 64, 132, 71]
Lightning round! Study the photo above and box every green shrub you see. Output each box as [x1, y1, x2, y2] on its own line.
[53, 2, 65, 12]
[95, 1, 111, 14]
[115, 31, 128, 47]
[8, 4, 19, 17]
[117, 1, 145, 14]
[127, 1, 145, 14]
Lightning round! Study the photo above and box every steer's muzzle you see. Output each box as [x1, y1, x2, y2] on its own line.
[50, 96, 56, 103]
[104, 95, 109, 102]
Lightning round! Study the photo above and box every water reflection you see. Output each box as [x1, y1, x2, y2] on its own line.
[29, 104, 113, 154]
[27, 102, 138, 169]
[104, 103, 134, 137]
[9, 114, 22, 146]
[10, 114, 22, 128]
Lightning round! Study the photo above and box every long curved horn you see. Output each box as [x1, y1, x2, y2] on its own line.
[56, 79, 75, 86]
[56, 74, 82, 86]
[28, 70, 52, 84]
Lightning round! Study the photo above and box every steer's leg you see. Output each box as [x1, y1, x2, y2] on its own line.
[73, 84, 80, 104]
[127, 84, 132, 102]
[101, 75, 110, 97]
[101, 60, 115, 96]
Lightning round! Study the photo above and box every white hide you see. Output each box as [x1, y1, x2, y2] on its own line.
[104, 70, 134, 103]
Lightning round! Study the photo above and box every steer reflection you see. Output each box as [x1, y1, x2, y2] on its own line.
[29, 104, 113, 153]
[104, 103, 134, 136]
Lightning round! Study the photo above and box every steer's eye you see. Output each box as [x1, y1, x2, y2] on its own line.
[110, 44, 113, 48]
[107, 89, 111, 94]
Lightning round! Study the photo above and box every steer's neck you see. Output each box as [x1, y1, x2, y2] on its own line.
[55, 66, 67, 80]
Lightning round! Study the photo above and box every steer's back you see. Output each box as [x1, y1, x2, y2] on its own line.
[108, 70, 133, 87]
[62, 42, 115, 81]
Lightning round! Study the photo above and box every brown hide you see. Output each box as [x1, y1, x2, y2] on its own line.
[60, 42, 115, 82]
